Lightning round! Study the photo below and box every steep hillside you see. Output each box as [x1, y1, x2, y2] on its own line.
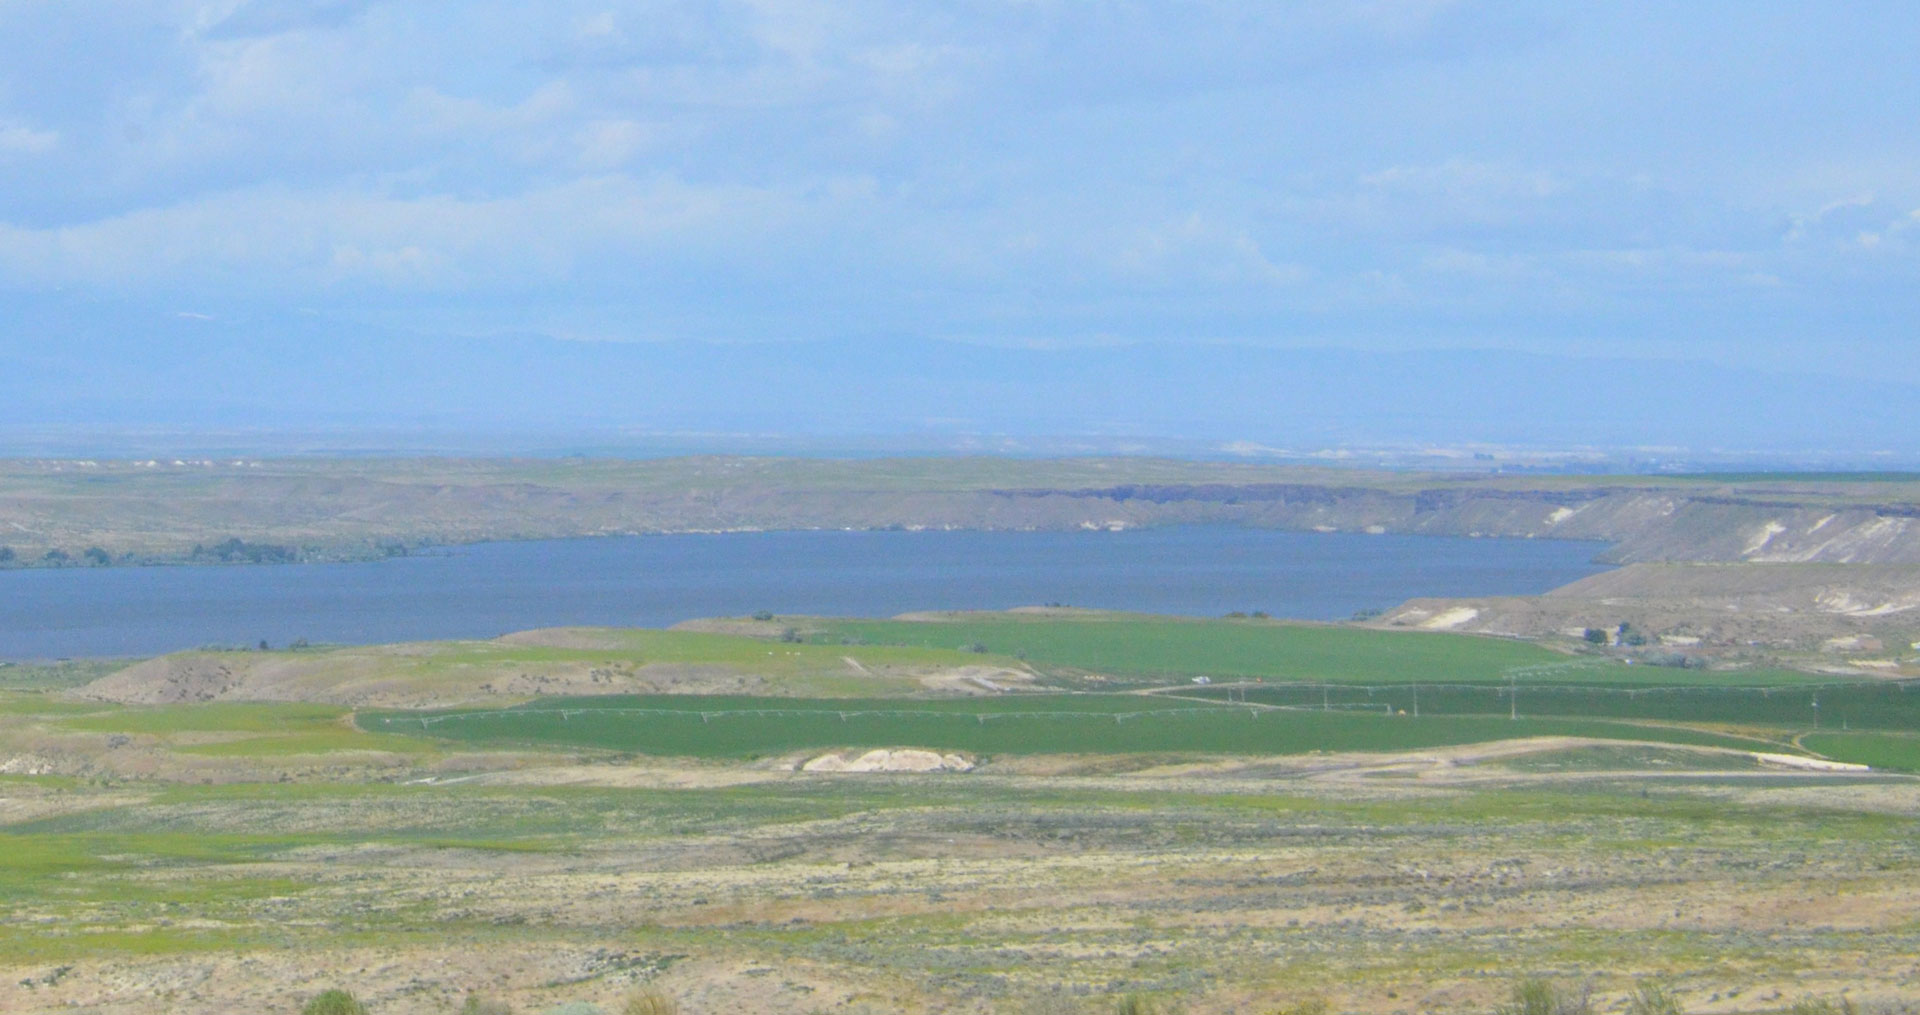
[69, 630, 1011, 707]
[1379, 563, 1920, 661]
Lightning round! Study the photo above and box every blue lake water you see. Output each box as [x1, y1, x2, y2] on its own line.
[0, 527, 1610, 660]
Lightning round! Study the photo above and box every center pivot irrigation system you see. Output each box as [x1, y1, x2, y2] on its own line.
[369, 659, 1919, 738]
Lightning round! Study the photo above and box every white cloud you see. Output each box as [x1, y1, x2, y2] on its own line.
[0, 122, 57, 156]
[0, 1, 1915, 366]
[574, 119, 653, 169]
[1782, 193, 1920, 255]
[1360, 159, 1562, 201]
[0, 175, 819, 292]
[202, 0, 377, 40]
[1113, 214, 1307, 289]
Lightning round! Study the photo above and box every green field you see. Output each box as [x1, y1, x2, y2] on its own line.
[1801, 731, 1920, 771]
[1188, 678, 1920, 730]
[32, 699, 434, 756]
[0, 658, 127, 691]
[388, 630, 987, 674]
[359, 693, 1787, 757]
[812, 613, 1827, 686]
[819, 614, 1561, 683]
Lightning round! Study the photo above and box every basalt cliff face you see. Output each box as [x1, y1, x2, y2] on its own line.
[3, 459, 1919, 566]
[975, 484, 1920, 564]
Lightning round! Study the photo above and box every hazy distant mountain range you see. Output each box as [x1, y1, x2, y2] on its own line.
[8, 296, 1915, 460]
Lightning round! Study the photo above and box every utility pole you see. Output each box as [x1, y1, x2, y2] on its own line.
[1412, 683, 1419, 718]
[1509, 675, 1518, 721]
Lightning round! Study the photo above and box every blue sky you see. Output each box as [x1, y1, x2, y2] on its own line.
[2, 2, 1918, 447]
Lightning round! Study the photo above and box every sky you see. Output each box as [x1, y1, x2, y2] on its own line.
[1, 2, 1918, 451]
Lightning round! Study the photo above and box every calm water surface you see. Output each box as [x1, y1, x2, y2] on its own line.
[0, 527, 1609, 659]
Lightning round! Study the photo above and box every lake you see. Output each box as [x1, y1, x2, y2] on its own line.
[0, 527, 1609, 659]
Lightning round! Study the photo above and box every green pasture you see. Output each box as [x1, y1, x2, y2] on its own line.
[378, 629, 983, 674]
[47, 701, 433, 756]
[1188, 678, 1920, 731]
[818, 614, 1555, 683]
[1801, 731, 1920, 772]
[360, 692, 1786, 757]
[813, 613, 1818, 686]
[136, 630, 990, 701]
[0, 658, 127, 690]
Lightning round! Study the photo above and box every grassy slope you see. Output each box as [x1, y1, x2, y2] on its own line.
[80, 631, 1002, 705]
[40, 613, 1869, 759]
[359, 631, 986, 696]
[4, 775, 1898, 966]
[0, 659, 126, 691]
[1, 692, 430, 757]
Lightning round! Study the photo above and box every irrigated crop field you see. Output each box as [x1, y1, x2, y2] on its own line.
[816, 614, 1572, 685]
[358, 693, 1790, 758]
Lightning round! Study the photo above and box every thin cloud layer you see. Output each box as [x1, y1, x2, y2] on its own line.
[1, 1, 1917, 382]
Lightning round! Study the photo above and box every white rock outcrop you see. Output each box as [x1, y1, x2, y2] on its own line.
[801, 749, 975, 773]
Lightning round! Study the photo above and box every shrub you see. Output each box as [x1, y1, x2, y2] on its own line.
[1495, 979, 1591, 1015]
[1627, 984, 1681, 1015]
[1272, 997, 1329, 1015]
[1787, 998, 1858, 1015]
[193, 537, 296, 564]
[1016, 992, 1085, 1015]
[962, 641, 988, 654]
[623, 987, 680, 1015]
[1582, 628, 1607, 644]
[1115, 995, 1182, 1015]
[751, 610, 775, 621]
[460, 993, 511, 1015]
[301, 989, 368, 1015]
